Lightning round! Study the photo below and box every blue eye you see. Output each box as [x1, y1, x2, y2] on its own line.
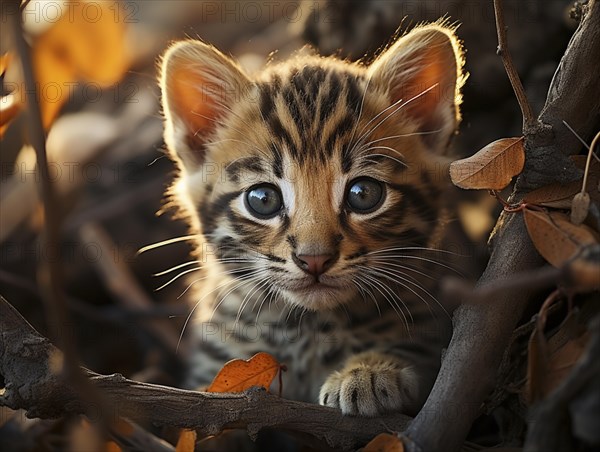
[346, 178, 385, 213]
[245, 184, 283, 218]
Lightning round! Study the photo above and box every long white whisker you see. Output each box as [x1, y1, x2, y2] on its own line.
[353, 84, 439, 149]
[137, 235, 198, 255]
[154, 260, 201, 277]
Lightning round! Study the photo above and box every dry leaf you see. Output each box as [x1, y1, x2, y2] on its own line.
[207, 352, 280, 393]
[362, 433, 405, 452]
[31, 0, 130, 128]
[571, 192, 591, 225]
[176, 429, 197, 452]
[523, 209, 598, 267]
[449, 137, 525, 190]
[523, 181, 580, 208]
[526, 299, 590, 404]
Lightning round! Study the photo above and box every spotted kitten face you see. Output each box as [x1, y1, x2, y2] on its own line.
[161, 24, 464, 311]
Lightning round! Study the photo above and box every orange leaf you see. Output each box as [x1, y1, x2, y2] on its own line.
[0, 53, 10, 76]
[207, 352, 280, 393]
[105, 441, 123, 452]
[449, 137, 525, 190]
[523, 209, 598, 267]
[363, 433, 405, 452]
[176, 429, 197, 452]
[31, 0, 130, 128]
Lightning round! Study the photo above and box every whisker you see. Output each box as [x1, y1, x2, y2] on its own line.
[137, 235, 198, 255]
[154, 260, 201, 277]
[351, 84, 439, 153]
[155, 266, 202, 291]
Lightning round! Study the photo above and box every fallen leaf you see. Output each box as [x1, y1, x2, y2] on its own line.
[207, 352, 280, 393]
[363, 433, 405, 452]
[176, 429, 197, 452]
[449, 137, 525, 190]
[523, 209, 598, 267]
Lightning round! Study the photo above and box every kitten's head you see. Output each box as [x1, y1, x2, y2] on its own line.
[160, 23, 465, 311]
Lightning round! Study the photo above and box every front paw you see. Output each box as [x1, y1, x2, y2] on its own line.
[318, 353, 417, 416]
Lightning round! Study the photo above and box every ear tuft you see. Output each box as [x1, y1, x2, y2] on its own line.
[368, 22, 466, 151]
[160, 40, 251, 171]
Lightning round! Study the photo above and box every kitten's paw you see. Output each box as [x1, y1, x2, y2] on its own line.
[318, 353, 417, 416]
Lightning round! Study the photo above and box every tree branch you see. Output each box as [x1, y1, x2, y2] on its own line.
[492, 0, 536, 131]
[405, 1, 600, 451]
[0, 295, 410, 451]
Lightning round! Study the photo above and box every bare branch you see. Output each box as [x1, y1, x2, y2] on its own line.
[0, 296, 410, 451]
[492, 0, 536, 130]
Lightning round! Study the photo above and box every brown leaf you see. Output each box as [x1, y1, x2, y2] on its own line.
[207, 352, 281, 393]
[32, 0, 130, 128]
[449, 137, 525, 190]
[523, 181, 580, 208]
[176, 429, 197, 452]
[363, 433, 405, 452]
[523, 209, 598, 267]
[523, 156, 600, 208]
[526, 296, 590, 405]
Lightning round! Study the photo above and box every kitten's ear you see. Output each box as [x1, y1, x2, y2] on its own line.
[368, 24, 465, 151]
[160, 40, 251, 171]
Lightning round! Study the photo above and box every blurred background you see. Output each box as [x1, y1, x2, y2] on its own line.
[0, 1, 583, 450]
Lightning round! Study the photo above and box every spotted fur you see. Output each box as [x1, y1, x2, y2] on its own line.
[160, 21, 465, 417]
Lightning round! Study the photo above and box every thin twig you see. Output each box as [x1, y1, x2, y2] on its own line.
[10, 5, 112, 434]
[581, 132, 600, 193]
[493, 0, 536, 130]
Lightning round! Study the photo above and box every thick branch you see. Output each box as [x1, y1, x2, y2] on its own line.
[0, 296, 409, 451]
[405, 2, 600, 451]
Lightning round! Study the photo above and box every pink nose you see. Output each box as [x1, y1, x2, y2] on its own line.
[294, 253, 336, 277]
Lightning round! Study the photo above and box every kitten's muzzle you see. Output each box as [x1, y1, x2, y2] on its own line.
[292, 252, 338, 278]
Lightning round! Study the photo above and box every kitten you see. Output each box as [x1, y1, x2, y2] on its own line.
[160, 21, 465, 417]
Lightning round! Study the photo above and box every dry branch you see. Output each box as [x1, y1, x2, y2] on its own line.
[0, 296, 410, 451]
[406, 1, 600, 451]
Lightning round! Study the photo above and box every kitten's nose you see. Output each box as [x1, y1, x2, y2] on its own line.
[293, 253, 337, 277]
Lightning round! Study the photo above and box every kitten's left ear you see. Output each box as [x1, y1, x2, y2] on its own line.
[368, 23, 465, 151]
[160, 40, 251, 171]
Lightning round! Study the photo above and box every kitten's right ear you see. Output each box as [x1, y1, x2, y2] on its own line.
[160, 40, 251, 171]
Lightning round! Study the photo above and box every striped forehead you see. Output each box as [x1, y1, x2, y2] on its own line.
[256, 65, 366, 167]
